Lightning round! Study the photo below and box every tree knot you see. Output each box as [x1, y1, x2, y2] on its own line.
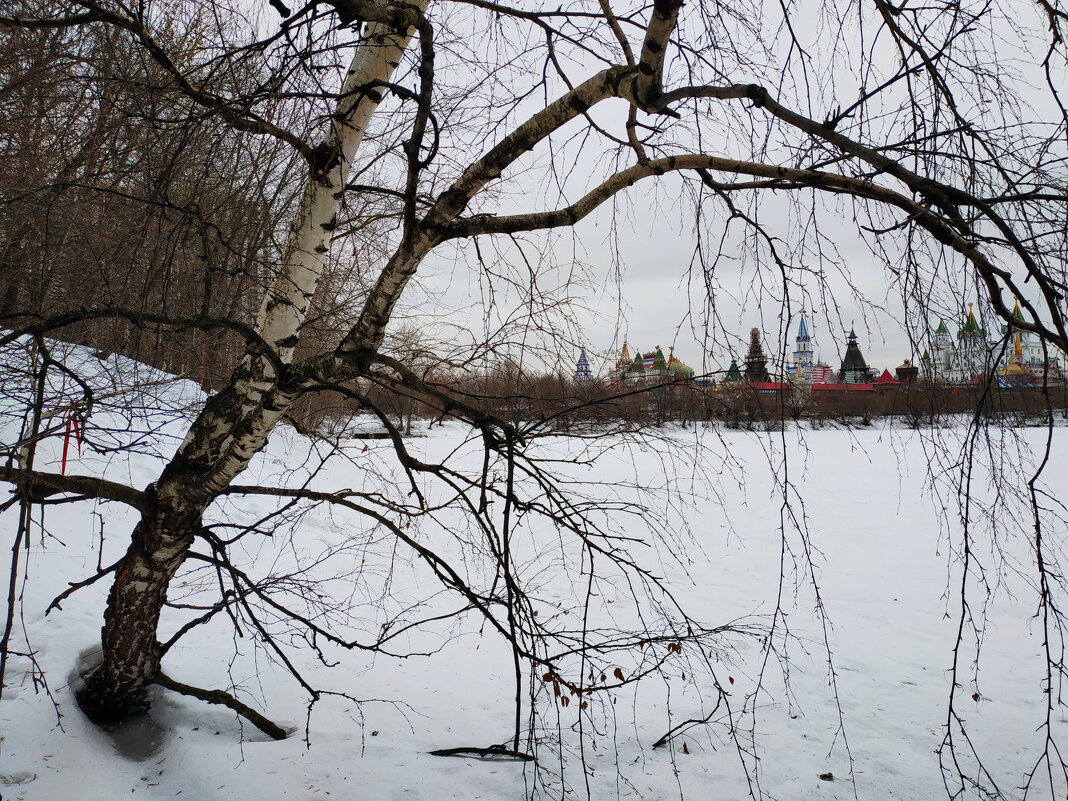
[745, 84, 769, 107]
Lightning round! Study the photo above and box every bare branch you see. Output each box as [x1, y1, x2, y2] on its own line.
[0, 466, 146, 511]
[155, 672, 289, 740]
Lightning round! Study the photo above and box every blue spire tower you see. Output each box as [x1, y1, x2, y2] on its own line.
[793, 313, 814, 379]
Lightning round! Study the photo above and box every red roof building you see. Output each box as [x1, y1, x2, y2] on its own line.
[874, 369, 901, 392]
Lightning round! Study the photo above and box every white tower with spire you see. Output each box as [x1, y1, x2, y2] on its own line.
[793, 313, 814, 379]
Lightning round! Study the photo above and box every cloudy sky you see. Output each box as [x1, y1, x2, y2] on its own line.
[569, 200, 915, 378]
[411, 193, 924, 381]
[392, 1, 1058, 383]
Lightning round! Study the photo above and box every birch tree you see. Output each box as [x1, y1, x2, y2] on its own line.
[2, 0, 1068, 794]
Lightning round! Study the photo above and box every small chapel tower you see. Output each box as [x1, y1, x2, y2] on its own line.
[574, 349, 593, 381]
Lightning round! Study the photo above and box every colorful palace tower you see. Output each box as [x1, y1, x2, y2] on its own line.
[921, 300, 1066, 384]
[608, 343, 695, 383]
[924, 303, 989, 383]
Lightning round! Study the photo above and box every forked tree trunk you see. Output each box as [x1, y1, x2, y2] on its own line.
[76, 0, 672, 723]
[76, 9, 427, 722]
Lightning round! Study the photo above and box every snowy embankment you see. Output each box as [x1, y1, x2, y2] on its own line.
[2, 343, 1067, 801]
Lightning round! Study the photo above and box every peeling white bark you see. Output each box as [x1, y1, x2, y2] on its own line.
[86, 0, 694, 723]
[256, 8, 428, 368]
[169, 5, 429, 497]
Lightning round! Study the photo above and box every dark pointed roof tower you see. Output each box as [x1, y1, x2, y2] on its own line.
[744, 328, 771, 383]
[839, 328, 871, 383]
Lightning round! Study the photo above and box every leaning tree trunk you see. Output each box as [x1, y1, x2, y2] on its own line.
[77, 497, 201, 721]
[76, 377, 303, 720]
[77, 9, 427, 722]
[77, 0, 671, 722]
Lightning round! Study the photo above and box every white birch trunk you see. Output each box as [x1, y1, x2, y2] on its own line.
[170, 5, 428, 497]
[256, 10, 427, 366]
[80, 8, 428, 720]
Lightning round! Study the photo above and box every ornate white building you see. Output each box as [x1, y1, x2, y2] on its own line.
[924, 302, 1063, 384]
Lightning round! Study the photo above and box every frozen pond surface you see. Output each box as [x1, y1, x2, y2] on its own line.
[2, 353, 1067, 800]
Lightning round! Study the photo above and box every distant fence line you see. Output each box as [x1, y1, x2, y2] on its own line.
[285, 373, 1068, 432]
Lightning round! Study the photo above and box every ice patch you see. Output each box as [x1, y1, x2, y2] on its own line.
[0, 771, 37, 786]
[102, 704, 171, 761]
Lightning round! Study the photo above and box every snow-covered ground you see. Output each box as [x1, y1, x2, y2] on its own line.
[3, 345, 1067, 800]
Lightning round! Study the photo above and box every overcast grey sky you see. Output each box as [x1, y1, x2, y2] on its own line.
[394, 1, 1062, 382]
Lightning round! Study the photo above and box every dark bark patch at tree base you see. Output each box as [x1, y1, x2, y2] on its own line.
[75, 671, 289, 742]
[75, 680, 152, 726]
